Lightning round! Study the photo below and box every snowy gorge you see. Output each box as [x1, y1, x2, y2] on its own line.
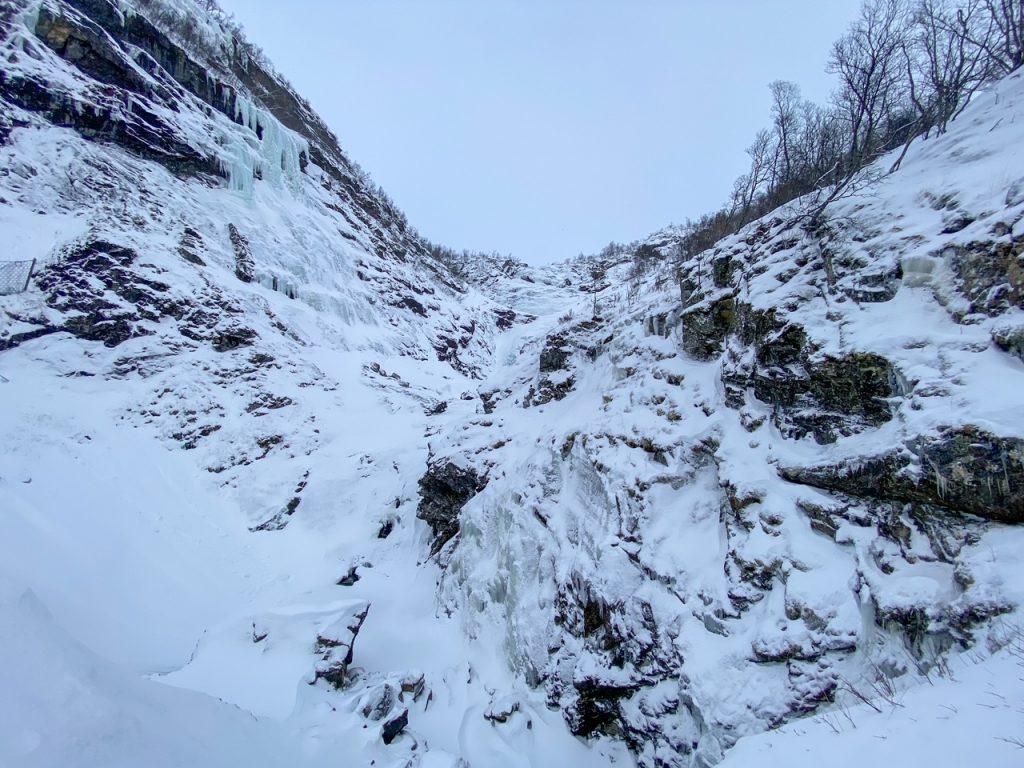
[1, 1, 1024, 766]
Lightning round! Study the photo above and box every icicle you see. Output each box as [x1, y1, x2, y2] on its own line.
[21, 1, 42, 34]
[221, 94, 310, 197]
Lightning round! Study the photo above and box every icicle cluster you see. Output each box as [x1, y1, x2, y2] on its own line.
[219, 95, 309, 196]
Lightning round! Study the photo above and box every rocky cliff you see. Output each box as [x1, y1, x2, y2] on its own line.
[421, 70, 1024, 766]
[1, 2, 1023, 767]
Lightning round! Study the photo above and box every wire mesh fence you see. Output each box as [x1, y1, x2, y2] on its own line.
[0, 259, 36, 295]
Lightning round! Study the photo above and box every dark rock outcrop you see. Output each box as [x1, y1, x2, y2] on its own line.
[993, 324, 1024, 362]
[568, 677, 642, 738]
[751, 351, 897, 443]
[681, 294, 735, 361]
[178, 227, 207, 266]
[34, 240, 166, 347]
[381, 708, 408, 745]
[312, 603, 371, 690]
[526, 319, 608, 406]
[721, 305, 899, 443]
[947, 237, 1024, 316]
[228, 224, 255, 283]
[524, 376, 576, 408]
[0, 238, 268, 358]
[539, 333, 572, 373]
[416, 461, 487, 553]
[0, 1, 224, 177]
[5, 0, 433, 277]
[781, 426, 1024, 523]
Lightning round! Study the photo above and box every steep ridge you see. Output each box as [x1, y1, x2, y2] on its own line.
[1, 1, 1023, 767]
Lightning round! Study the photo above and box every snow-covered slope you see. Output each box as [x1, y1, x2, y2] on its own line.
[422, 68, 1024, 765]
[1, 1, 1023, 767]
[718, 637, 1024, 768]
[0, 1, 609, 766]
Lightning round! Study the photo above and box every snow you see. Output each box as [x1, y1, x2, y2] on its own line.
[1, 0, 1024, 766]
[0, 574, 348, 768]
[720, 641, 1024, 768]
[0, 208, 86, 266]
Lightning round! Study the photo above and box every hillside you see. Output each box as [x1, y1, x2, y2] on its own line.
[1, 1, 1023, 767]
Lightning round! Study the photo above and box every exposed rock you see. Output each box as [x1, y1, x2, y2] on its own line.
[752, 351, 898, 443]
[722, 305, 899, 442]
[212, 327, 257, 352]
[494, 308, 517, 330]
[250, 473, 309, 532]
[781, 426, 1024, 523]
[33, 240, 168, 348]
[426, 400, 448, 416]
[228, 224, 255, 283]
[361, 683, 396, 721]
[3, 1, 223, 178]
[416, 461, 488, 553]
[524, 375, 576, 407]
[681, 294, 735, 361]
[336, 566, 360, 587]
[400, 673, 427, 702]
[36, 2, 144, 92]
[540, 333, 572, 373]
[432, 326, 482, 379]
[484, 698, 521, 724]
[178, 227, 207, 266]
[796, 500, 843, 539]
[993, 324, 1024, 362]
[381, 708, 408, 745]
[312, 603, 370, 690]
[171, 423, 221, 451]
[479, 389, 502, 414]
[568, 677, 642, 738]
[712, 254, 735, 288]
[539, 318, 605, 372]
[946, 237, 1024, 316]
[246, 392, 294, 414]
[528, 319, 610, 406]
[644, 312, 674, 338]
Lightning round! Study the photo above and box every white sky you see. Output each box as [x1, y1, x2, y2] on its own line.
[217, 1, 863, 263]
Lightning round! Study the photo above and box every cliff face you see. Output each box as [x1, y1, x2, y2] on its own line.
[1, 2, 1023, 768]
[422, 71, 1024, 766]
[1, 0, 492, 365]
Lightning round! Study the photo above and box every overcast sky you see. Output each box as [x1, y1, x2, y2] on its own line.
[217, 1, 863, 264]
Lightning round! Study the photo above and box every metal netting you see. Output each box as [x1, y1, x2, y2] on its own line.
[0, 259, 36, 295]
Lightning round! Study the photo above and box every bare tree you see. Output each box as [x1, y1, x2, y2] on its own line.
[828, 0, 911, 168]
[769, 80, 803, 183]
[668, 0, 1021, 285]
[799, 102, 847, 187]
[976, 0, 1024, 72]
[733, 129, 775, 217]
[890, 0, 995, 171]
[916, 0, 993, 131]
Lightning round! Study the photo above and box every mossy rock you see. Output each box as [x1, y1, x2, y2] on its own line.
[781, 426, 1024, 523]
